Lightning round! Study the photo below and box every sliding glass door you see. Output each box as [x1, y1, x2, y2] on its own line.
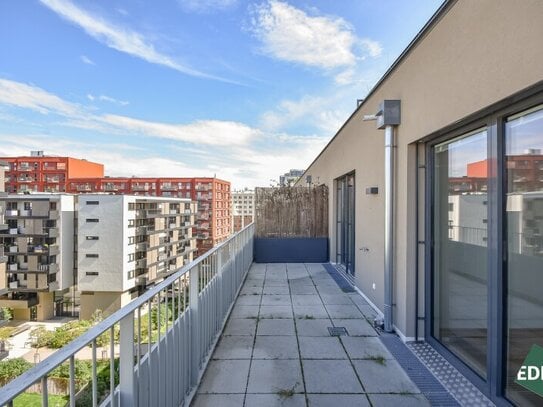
[505, 106, 543, 406]
[336, 173, 355, 275]
[432, 129, 489, 379]
[428, 101, 543, 405]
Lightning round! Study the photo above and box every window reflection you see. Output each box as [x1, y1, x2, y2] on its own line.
[505, 106, 543, 406]
[433, 129, 488, 378]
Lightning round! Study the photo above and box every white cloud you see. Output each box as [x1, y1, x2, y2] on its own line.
[39, 0, 234, 83]
[260, 92, 352, 135]
[100, 115, 258, 146]
[249, 0, 382, 73]
[0, 78, 333, 188]
[178, 0, 238, 13]
[0, 79, 82, 117]
[80, 55, 95, 65]
[0, 79, 254, 146]
[87, 94, 129, 106]
[360, 38, 382, 58]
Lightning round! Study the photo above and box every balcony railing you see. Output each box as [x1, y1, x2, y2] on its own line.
[0, 223, 254, 406]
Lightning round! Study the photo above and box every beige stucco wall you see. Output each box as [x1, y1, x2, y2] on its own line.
[300, 0, 543, 339]
[80, 291, 132, 320]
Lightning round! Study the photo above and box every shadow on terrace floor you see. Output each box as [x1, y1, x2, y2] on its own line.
[191, 263, 430, 407]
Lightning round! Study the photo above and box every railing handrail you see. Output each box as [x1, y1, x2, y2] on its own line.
[0, 222, 255, 404]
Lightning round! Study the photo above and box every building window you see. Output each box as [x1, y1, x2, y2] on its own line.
[128, 219, 135, 227]
[86, 201, 99, 205]
[86, 272, 99, 276]
[128, 203, 135, 210]
[85, 253, 99, 258]
[128, 236, 135, 244]
[86, 236, 99, 240]
[86, 219, 99, 223]
[128, 253, 135, 262]
[127, 270, 135, 279]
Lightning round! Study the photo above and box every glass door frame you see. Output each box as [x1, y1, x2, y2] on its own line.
[423, 88, 543, 405]
[336, 172, 356, 275]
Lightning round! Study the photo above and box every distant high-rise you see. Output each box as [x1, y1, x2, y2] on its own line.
[279, 169, 304, 187]
[231, 189, 254, 232]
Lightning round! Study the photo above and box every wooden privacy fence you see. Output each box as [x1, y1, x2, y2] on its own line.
[255, 186, 328, 238]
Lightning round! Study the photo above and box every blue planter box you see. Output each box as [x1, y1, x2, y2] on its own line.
[254, 238, 329, 263]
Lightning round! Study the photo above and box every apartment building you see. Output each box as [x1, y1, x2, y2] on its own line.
[231, 189, 254, 232]
[0, 194, 75, 320]
[68, 177, 231, 256]
[77, 195, 196, 319]
[279, 169, 304, 187]
[2, 151, 104, 193]
[296, 1, 543, 404]
[0, 161, 9, 298]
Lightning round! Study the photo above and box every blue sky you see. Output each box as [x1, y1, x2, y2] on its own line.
[0, 0, 442, 188]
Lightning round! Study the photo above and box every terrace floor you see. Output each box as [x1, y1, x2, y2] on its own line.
[191, 263, 430, 407]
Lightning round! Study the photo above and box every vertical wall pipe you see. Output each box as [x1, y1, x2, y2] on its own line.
[384, 125, 395, 332]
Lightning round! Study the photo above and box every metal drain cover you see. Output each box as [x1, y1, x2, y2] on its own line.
[327, 327, 348, 336]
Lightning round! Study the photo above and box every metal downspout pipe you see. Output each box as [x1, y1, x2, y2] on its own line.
[384, 125, 395, 333]
[365, 100, 400, 333]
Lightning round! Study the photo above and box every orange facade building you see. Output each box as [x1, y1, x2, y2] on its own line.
[3, 152, 104, 194]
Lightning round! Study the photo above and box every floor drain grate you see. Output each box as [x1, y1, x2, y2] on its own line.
[328, 327, 348, 336]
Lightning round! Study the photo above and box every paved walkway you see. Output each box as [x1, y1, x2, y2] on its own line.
[192, 263, 430, 407]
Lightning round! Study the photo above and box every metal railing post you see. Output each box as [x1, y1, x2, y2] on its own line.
[120, 314, 135, 406]
[190, 266, 200, 386]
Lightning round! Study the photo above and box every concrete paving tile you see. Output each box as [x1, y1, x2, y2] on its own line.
[299, 336, 347, 359]
[302, 360, 363, 393]
[236, 294, 262, 306]
[259, 306, 293, 319]
[295, 319, 333, 337]
[261, 294, 292, 306]
[257, 318, 296, 336]
[240, 286, 263, 295]
[290, 285, 318, 295]
[245, 394, 306, 407]
[355, 304, 379, 319]
[331, 319, 377, 337]
[253, 336, 299, 359]
[353, 360, 421, 394]
[292, 295, 322, 306]
[367, 394, 431, 407]
[307, 394, 370, 407]
[324, 305, 363, 319]
[315, 286, 344, 295]
[293, 305, 329, 319]
[223, 318, 257, 336]
[198, 359, 250, 393]
[340, 337, 393, 359]
[247, 359, 304, 393]
[192, 394, 245, 407]
[288, 277, 313, 285]
[244, 279, 265, 287]
[212, 335, 254, 359]
[231, 305, 260, 319]
[319, 294, 353, 305]
[263, 285, 290, 295]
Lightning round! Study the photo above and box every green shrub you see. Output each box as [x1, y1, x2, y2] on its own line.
[0, 358, 33, 384]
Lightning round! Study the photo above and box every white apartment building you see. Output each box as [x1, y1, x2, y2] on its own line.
[231, 189, 254, 232]
[0, 194, 75, 320]
[78, 195, 196, 319]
